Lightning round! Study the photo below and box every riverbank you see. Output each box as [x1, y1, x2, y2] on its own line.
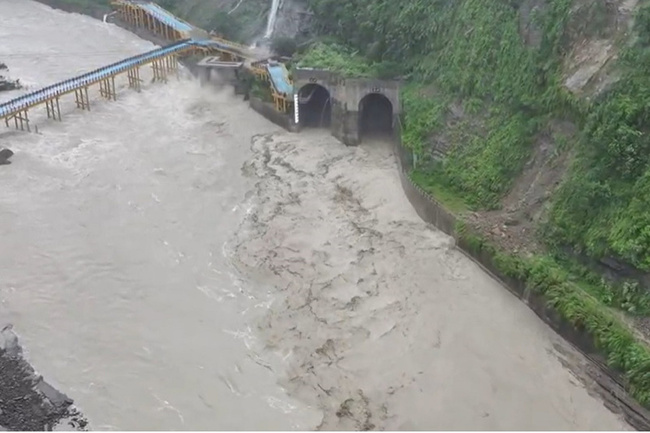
[392, 132, 650, 429]
[0, 327, 87, 430]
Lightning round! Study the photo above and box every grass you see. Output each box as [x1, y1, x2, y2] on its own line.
[410, 169, 469, 214]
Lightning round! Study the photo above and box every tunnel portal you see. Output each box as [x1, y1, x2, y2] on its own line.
[359, 93, 394, 141]
[297, 83, 331, 128]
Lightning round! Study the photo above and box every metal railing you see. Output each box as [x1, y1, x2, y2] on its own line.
[0, 40, 193, 119]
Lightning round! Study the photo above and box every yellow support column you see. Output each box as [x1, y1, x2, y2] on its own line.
[46, 98, 62, 121]
[74, 87, 91, 111]
[127, 67, 142, 92]
[99, 76, 117, 101]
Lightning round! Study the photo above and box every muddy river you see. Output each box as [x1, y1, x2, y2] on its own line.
[0, 0, 631, 430]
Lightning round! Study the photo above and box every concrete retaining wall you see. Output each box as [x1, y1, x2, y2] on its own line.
[249, 97, 298, 132]
[391, 128, 650, 430]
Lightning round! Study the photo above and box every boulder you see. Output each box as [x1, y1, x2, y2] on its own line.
[0, 148, 13, 165]
[0, 77, 20, 91]
[0, 324, 21, 357]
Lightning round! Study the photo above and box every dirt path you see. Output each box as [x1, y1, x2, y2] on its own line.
[230, 130, 630, 430]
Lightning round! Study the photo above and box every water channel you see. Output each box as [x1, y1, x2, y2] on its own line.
[0, 0, 632, 430]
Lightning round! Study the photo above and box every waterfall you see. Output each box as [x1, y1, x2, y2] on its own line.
[263, 0, 281, 39]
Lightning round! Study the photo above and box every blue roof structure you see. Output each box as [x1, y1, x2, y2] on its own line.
[267, 64, 293, 95]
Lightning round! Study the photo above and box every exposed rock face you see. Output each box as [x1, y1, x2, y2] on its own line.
[273, 0, 313, 40]
[561, 0, 640, 97]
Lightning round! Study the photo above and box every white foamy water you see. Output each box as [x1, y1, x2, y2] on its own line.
[263, 0, 281, 39]
[0, 0, 319, 430]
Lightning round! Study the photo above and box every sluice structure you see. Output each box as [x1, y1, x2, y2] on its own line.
[0, 0, 296, 132]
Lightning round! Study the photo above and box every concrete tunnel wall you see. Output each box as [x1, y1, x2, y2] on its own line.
[293, 68, 401, 146]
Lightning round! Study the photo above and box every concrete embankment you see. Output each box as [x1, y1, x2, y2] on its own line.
[249, 97, 297, 132]
[390, 130, 650, 430]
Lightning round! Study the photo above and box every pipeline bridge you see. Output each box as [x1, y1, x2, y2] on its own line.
[0, 0, 294, 131]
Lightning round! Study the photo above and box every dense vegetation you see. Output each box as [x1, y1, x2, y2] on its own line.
[72, 0, 650, 284]
[298, 0, 650, 406]
[301, 0, 650, 283]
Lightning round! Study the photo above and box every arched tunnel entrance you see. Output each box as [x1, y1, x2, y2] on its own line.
[298, 83, 331, 128]
[359, 93, 394, 141]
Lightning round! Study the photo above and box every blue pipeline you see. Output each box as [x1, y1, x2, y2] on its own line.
[136, 1, 193, 33]
[0, 40, 193, 118]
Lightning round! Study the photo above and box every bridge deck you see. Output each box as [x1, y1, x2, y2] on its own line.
[0, 40, 193, 120]
[1, 1, 297, 127]
[135, 1, 193, 33]
[112, 0, 193, 33]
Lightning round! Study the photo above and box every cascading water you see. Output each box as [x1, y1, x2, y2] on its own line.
[263, 0, 281, 39]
